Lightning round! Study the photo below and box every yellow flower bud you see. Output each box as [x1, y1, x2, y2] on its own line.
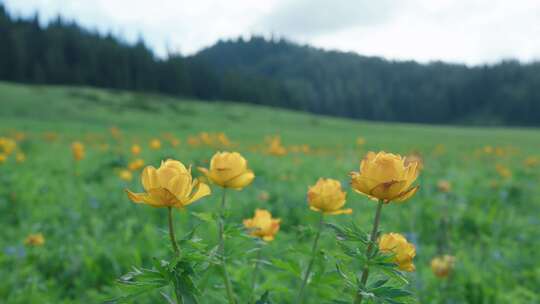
[131, 144, 141, 156]
[118, 169, 133, 182]
[431, 255, 456, 278]
[149, 138, 161, 150]
[25, 233, 45, 246]
[71, 141, 85, 161]
[379, 233, 416, 272]
[126, 159, 211, 208]
[198, 152, 255, 190]
[243, 209, 281, 241]
[128, 158, 145, 171]
[350, 151, 420, 203]
[307, 178, 352, 215]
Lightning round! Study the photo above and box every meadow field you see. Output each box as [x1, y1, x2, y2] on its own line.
[1, 81, 539, 303]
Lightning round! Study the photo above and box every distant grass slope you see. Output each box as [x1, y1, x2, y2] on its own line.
[1, 81, 538, 154]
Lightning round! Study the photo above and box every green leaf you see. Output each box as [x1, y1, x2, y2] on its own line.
[254, 291, 272, 304]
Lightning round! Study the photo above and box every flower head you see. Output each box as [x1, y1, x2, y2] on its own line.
[350, 151, 420, 203]
[198, 152, 255, 190]
[119, 169, 133, 182]
[379, 233, 416, 272]
[25, 233, 45, 246]
[243, 209, 281, 241]
[131, 144, 141, 156]
[128, 158, 145, 171]
[71, 141, 85, 161]
[0, 154, 6, 164]
[431, 255, 456, 278]
[16, 152, 25, 163]
[149, 138, 161, 150]
[126, 159, 211, 208]
[307, 178, 351, 215]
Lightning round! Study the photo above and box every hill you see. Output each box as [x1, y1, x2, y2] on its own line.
[1, 3, 540, 126]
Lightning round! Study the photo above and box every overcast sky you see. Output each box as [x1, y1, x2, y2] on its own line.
[3, 0, 540, 65]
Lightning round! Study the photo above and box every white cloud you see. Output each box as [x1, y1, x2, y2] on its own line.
[2, 0, 540, 64]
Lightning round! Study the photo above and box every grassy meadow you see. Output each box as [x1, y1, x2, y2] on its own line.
[1, 81, 539, 303]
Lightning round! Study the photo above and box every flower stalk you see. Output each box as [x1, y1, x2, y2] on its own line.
[354, 200, 384, 304]
[297, 212, 324, 303]
[167, 207, 180, 256]
[218, 189, 236, 304]
[249, 242, 263, 304]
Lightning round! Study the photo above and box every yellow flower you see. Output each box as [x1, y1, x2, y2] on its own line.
[0, 154, 6, 164]
[437, 180, 451, 193]
[217, 132, 231, 147]
[110, 126, 121, 140]
[118, 169, 133, 182]
[356, 137, 366, 146]
[25, 233, 45, 246]
[243, 209, 281, 241]
[149, 138, 161, 150]
[431, 255, 456, 278]
[15, 152, 25, 163]
[523, 156, 539, 168]
[131, 144, 141, 156]
[0, 137, 17, 155]
[307, 178, 352, 215]
[495, 164, 512, 179]
[379, 233, 416, 272]
[198, 152, 255, 190]
[170, 138, 181, 147]
[187, 136, 201, 147]
[128, 158, 145, 171]
[267, 136, 287, 156]
[350, 151, 420, 203]
[126, 159, 211, 208]
[71, 141, 85, 161]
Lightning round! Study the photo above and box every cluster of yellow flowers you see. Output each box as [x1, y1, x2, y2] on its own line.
[186, 132, 232, 148]
[0, 136, 26, 164]
[430, 254, 456, 278]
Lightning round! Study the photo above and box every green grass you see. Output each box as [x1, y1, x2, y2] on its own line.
[1, 81, 539, 303]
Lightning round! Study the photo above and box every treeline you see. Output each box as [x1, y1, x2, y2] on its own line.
[1, 5, 539, 126]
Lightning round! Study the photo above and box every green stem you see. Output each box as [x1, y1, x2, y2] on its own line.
[354, 200, 384, 304]
[218, 189, 236, 304]
[297, 212, 324, 303]
[249, 242, 263, 304]
[167, 207, 180, 256]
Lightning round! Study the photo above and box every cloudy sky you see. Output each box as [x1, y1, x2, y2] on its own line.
[3, 0, 540, 65]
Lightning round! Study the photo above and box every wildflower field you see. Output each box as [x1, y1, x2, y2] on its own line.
[1, 81, 539, 303]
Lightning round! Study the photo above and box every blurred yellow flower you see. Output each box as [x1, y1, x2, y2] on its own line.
[198, 151, 255, 190]
[307, 178, 352, 215]
[405, 152, 424, 171]
[217, 132, 232, 147]
[187, 136, 201, 147]
[24, 233, 45, 246]
[13, 131, 26, 142]
[437, 180, 451, 193]
[43, 131, 59, 142]
[523, 156, 539, 168]
[15, 152, 25, 163]
[131, 144, 141, 156]
[110, 126, 121, 140]
[495, 164, 512, 179]
[149, 138, 161, 150]
[128, 158, 145, 171]
[170, 138, 181, 147]
[126, 159, 211, 208]
[71, 141, 85, 161]
[267, 136, 287, 156]
[356, 137, 366, 146]
[243, 209, 281, 241]
[350, 151, 420, 203]
[431, 255, 456, 278]
[118, 169, 133, 182]
[379, 233, 416, 272]
[0, 137, 17, 155]
[0, 153, 7, 164]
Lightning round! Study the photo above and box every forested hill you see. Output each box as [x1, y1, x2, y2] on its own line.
[1, 4, 539, 126]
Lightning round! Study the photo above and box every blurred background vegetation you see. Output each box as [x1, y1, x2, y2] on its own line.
[1, 3, 539, 126]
